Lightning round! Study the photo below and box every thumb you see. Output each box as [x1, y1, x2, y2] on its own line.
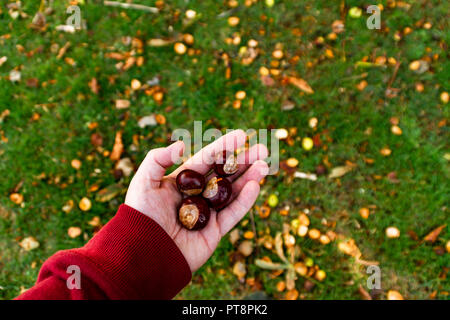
[140, 141, 185, 188]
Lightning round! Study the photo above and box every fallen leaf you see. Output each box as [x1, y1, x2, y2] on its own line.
[26, 78, 39, 88]
[294, 171, 317, 181]
[275, 233, 289, 263]
[90, 132, 103, 147]
[358, 285, 372, 300]
[229, 229, 240, 245]
[88, 216, 101, 227]
[0, 56, 7, 67]
[110, 131, 124, 161]
[238, 240, 254, 257]
[232, 261, 247, 280]
[55, 25, 76, 33]
[19, 237, 39, 251]
[62, 200, 74, 213]
[287, 76, 314, 94]
[68, 227, 82, 238]
[328, 165, 353, 178]
[285, 268, 297, 290]
[338, 239, 362, 259]
[115, 158, 134, 177]
[115, 99, 130, 109]
[95, 184, 124, 203]
[138, 115, 157, 128]
[9, 70, 21, 82]
[88, 77, 100, 94]
[30, 12, 46, 30]
[423, 225, 446, 243]
[147, 38, 175, 47]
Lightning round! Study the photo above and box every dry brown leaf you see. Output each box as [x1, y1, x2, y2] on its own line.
[90, 132, 103, 147]
[110, 131, 124, 161]
[423, 225, 446, 243]
[287, 76, 314, 94]
[358, 285, 372, 300]
[88, 77, 100, 94]
[275, 233, 289, 263]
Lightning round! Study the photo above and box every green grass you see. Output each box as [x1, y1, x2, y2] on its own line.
[0, 0, 449, 300]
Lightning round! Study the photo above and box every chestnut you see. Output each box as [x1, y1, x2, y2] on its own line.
[202, 176, 232, 210]
[178, 196, 210, 230]
[213, 151, 238, 177]
[176, 169, 206, 196]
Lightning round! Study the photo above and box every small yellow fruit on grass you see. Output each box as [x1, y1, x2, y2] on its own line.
[302, 137, 314, 151]
[79, 197, 92, 211]
[315, 270, 326, 281]
[267, 194, 279, 207]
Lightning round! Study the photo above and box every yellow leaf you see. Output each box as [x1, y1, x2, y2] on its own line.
[338, 239, 362, 259]
[287, 77, 314, 94]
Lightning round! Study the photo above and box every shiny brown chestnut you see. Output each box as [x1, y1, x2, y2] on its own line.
[213, 151, 238, 177]
[178, 196, 210, 230]
[176, 169, 206, 196]
[202, 176, 232, 210]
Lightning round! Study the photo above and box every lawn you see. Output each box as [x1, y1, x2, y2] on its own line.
[0, 0, 448, 300]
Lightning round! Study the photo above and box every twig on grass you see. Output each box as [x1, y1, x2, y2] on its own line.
[103, 1, 159, 13]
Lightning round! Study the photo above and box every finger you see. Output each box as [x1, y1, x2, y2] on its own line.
[217, 180, 261, 236]
[231, 143, 268, 181]
[139, 141, 185, 188]
[170, 129, 247, 177]
[229, 160, 268, 200]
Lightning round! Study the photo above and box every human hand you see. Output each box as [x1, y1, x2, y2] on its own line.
[125, 130, 269, 272]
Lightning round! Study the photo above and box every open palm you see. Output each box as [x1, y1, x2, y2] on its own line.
[125, 130, 269, 272]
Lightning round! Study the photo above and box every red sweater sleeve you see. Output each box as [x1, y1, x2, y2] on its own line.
[15, 204, 192, 300]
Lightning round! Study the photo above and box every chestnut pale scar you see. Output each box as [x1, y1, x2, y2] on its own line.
[223, 154, 238, 174]
[203, 177, 219, 198]
[179, 204, 199, 230]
